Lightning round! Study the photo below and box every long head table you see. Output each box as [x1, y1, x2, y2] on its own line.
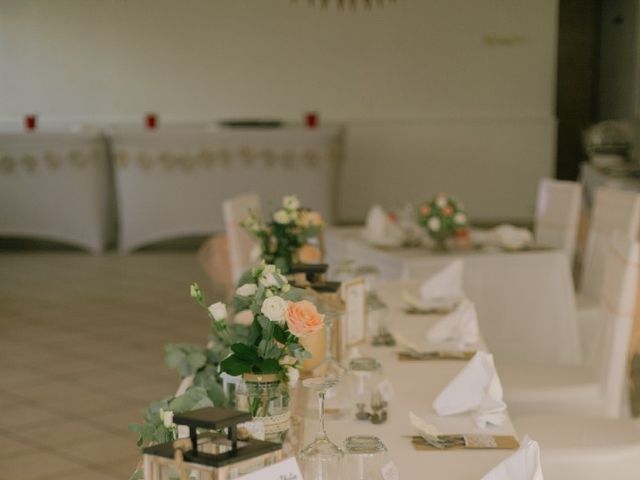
[299, 284, 519, 479]
[325, 227, 582, 367]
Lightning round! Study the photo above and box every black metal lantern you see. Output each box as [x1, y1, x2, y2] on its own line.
[143, 407, 282, 480]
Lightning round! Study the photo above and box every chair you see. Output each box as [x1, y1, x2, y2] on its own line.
[533, 178, 582, 263]
[579, 187, 640, 300]
[499, 231, 639, 418]
[223, 193, 261, 283]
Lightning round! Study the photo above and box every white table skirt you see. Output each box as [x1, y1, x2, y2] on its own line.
[325, 227, 581, 367]
[301, 285, 519, 480]
[111, 126, 341, 252]
[0, 133, 111, 253]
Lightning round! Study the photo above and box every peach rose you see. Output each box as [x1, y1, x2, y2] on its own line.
[286, 300, 324, 337]
[297, 244, 323, 264]
[299, 210, 324, 228]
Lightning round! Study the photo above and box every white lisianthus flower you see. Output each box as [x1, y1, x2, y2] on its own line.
[160, 409, 175, 429]
[261, 296, 288, 323]
[283, 195, 301, 210]
[236, 283, 258, 297]
[435, 195, 448, 208]
[453, 212, 467, 225]
[428, 217, 441, 232]
[273, 209, 290, 224]
[208, 302, 227, 321]
[287, 367, 300, 387]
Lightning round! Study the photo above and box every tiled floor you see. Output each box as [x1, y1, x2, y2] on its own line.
[0, 252, 220, 480]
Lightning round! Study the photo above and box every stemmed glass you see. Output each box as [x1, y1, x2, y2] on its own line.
[313, 297, 345, 380]
[298, 377, 344, 480]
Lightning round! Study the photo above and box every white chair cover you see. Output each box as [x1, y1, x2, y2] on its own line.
[596, 231, 639, 417]
[223, 193, 261, 283]
[534, 178, 581, 262]
[580, 187, 640, 299]
[501, 232, 639, 418]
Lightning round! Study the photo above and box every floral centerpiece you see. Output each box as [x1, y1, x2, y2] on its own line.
[192, 263, 324, 442]
[418, 193, 468, 249]
[242, 195, 324, 273]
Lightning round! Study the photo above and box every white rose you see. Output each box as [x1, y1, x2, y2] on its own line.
[236, 283, 257, 297]
[234, 309, 254, 326]
[435, 196, 448, 208]
[260, 296, 288, 323]
[428, 217, 441, 232]
[287, 367, 300, 387]
[260, 271, 287, 288]
[283, 195, 301, 210]
[250, 244, 262, 262]
[273, 209, 290, 224]
[160, 409, 175, 428]
[454, 212, 467, 225]
[208, 302, 227, 321]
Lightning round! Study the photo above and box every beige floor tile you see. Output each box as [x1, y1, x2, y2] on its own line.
[43, 467, 120, 480]
[0, 404, 59, 430]
[0, 451, 83, 480]
[87, 407, 144, 437]
[57, 433, 133, 465]
[15, 419, 108, 448]
[102, 454, 143, 477]
[0, 433, 38, 458]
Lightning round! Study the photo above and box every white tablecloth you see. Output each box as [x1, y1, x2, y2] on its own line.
[0, 132, 111, 253]
[325, 227, 581, 366]
[302, 284, 519, 480]
[111, 126, 341, 252]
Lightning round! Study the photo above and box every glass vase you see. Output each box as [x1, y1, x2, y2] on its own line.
[239, 373, 291, 443]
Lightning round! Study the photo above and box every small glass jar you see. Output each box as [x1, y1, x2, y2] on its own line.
[241, 374, 290, 443]
[343, 435, 388, 480]
[347, 357, 383, 408]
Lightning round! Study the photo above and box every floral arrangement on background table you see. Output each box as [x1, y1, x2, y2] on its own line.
[417, 194, 469, 250]
[242, 195, 324, 273]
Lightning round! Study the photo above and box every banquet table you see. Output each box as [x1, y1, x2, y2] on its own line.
[325, 227, 582, 367]
[0, 132, 111, 253]
[300, 283, 520, 480]
[111, 125, 341, 252]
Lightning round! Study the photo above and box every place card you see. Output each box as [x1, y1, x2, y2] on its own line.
[237, 457, 303, 480]
[341, 277, 367, 347]
[411, 435, 520, 451]
[398, 350, 476, 361]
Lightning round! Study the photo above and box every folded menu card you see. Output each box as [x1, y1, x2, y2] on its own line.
[432, 351, 507, 428]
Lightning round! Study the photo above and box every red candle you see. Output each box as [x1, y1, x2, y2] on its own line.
[305, 112, 319, 129]
[24, 114, 37, 131]
[145, 113, 158, 130]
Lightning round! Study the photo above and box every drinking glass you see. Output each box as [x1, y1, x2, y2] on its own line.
[313, 298, 345, 381]
[347, 357, 383, 418]
[343, 435, 388, 480]
[298, 377, 343, 480]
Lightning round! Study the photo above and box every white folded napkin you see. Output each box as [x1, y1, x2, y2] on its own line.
[492, 224, 533, 250]
[481, 436, 544, 480]
[418, 259, 465, 309]
[426, 298, 479, 347]
[432, 351, 507, 428]
[362, 204, 406, 247]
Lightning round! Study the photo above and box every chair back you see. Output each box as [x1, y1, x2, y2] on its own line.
[597, 232, 640, 417]
[581, 187, 640, 298]
[534, 178, 582, 262]
[223, 193, 261, 283]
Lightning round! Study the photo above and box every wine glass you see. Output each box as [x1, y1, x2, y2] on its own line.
[298, 377, 344, 480]
[312, 299, 346, 380]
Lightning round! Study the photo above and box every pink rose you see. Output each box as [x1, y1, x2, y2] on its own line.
[286, 300, 324, 337]
[420, 205, 430, 216]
